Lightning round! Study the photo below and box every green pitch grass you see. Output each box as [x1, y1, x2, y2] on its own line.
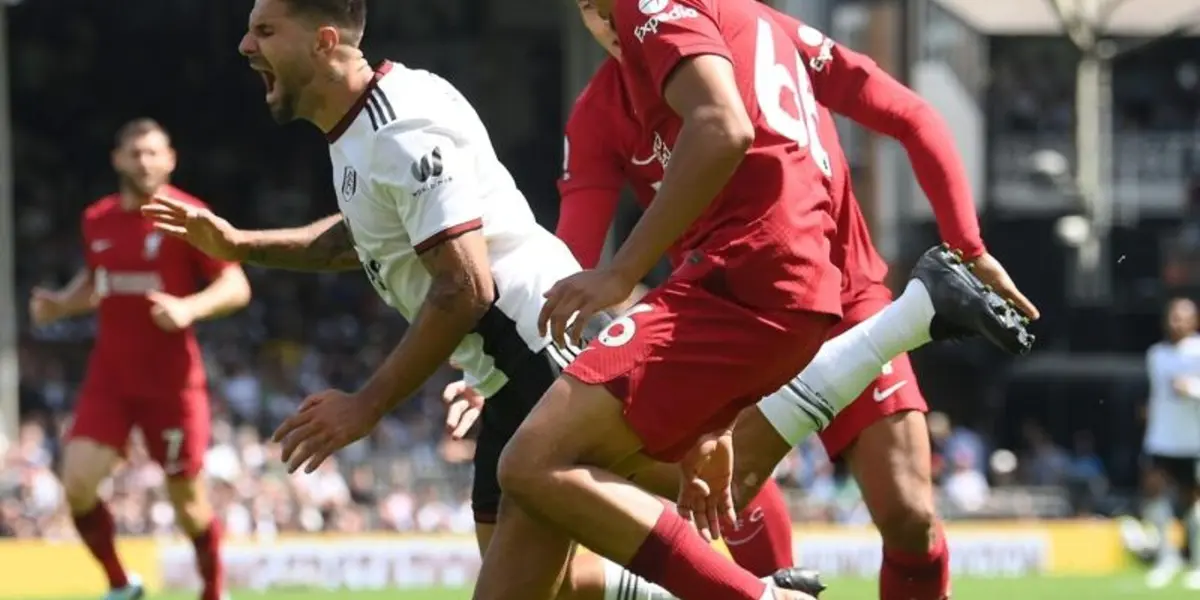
[38, 574, 1199, 600]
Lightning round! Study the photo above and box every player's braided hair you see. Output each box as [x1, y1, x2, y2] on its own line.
[283, 0, 367, 45]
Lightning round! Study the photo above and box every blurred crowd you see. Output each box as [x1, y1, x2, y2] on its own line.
[989, 37, 1200, 132]
[2, 354, 1114, 539]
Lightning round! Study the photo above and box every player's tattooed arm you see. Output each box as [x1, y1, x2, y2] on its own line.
[239, 214, 361, 272]
[356, 229, 494, 418]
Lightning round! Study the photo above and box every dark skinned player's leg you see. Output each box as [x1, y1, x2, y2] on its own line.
[556, 450, 800, 600]
[474, 376, 789, 600]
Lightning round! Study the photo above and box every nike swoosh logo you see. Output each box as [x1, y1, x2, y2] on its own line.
[724, 524, 766, 546]
[631, 154, 656, 166]
[873, 381, 908, 403]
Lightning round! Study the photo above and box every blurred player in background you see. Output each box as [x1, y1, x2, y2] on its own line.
[1140, 297, 1200, 590]
[28, 119, 250, 600]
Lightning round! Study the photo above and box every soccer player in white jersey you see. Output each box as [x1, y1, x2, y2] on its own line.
[1140, 297, 1200, 589]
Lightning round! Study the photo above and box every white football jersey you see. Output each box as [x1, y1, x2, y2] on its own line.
[1144, 335, 1200, 457]
[327, 61, 581, 397]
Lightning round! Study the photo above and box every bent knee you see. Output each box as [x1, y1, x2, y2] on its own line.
[61, 474, 101, 511]
[496, 428, 548, 499]
[874, 499, 937, 550]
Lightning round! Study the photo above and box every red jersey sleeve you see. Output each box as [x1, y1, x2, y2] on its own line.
[557, 91, 625, 268]
[776, 13, 986, 259]
[615, 0, 732, 95]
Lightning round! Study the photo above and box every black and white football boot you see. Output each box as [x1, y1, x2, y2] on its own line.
[770, 566, 826, 598]
[911, 244, 1035, 355]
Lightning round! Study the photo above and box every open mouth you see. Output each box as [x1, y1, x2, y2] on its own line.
[252, 66, 277, 98]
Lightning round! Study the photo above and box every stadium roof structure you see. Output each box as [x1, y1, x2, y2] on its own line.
[933, 0, 1200, 36]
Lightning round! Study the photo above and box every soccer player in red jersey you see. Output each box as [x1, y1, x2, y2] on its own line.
[28, 119, 250, 600]
[549, 3, 1039, 599]
[473, 0, 1032, 599]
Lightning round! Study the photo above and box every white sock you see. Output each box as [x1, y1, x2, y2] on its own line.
[1189, 502, 1200, 569]
[601, 559, 778, 600]
[1145, 496, 1179, 561]
[602, 559, 675, 600]
[758, 279, 935, 445]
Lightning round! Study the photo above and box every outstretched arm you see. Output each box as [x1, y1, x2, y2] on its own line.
[798, 29, 985, 258]
[357, 230, 494, 418]
[142, 197, 362, 272]
[29, 268, 96, 326]
[235, 214, 361, 272]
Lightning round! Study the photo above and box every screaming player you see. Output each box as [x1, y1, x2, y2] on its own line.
[548, 1, 1039, 598]
[28, 119, 250, 600]
[471, 0, 1034, 597]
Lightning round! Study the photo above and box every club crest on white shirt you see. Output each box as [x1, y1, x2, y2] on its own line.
[341, 166, 358, 200]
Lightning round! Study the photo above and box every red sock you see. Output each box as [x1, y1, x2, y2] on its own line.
[191, 519, 225, 600]
[627, 507, 767, 600]
[72, 503, 129, 589]
[725, 479, 794, 576]
[880, 522, 951, 600]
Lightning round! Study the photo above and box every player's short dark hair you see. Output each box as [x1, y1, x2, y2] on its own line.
[283, 0, 367, 45]
[114, 118, 170, 149]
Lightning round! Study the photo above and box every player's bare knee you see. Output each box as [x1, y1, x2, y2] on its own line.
[874, 497, 937, 551]
[166, 476, 212, 535]
[497, 427, 550, 501]
[60, 440, 117, 512]
[61, 471, 101, 513]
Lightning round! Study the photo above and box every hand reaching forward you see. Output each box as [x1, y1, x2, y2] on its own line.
[677, 430, 737, 543]
[272, 389, 380, 473]
[141, 195, 245, 261]
[442, 380, 485, 440]
[968, 252, 1039, 320]
[538, 268, 636, 348]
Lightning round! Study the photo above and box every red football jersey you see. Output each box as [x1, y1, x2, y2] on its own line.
[608, 0, 850, 314]
[81, 186, 231, 394]
[559, 54, 887, 315]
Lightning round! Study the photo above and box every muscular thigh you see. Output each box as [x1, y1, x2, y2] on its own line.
[844, 410, 935, 523]
[565, 278, 835, 463]
[135, 390, 210, 478]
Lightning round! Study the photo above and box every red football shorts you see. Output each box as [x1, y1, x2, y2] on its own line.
[68, 386, 211, 478]
[818, 295, 929, 458]
[565, 277, 837, 463]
